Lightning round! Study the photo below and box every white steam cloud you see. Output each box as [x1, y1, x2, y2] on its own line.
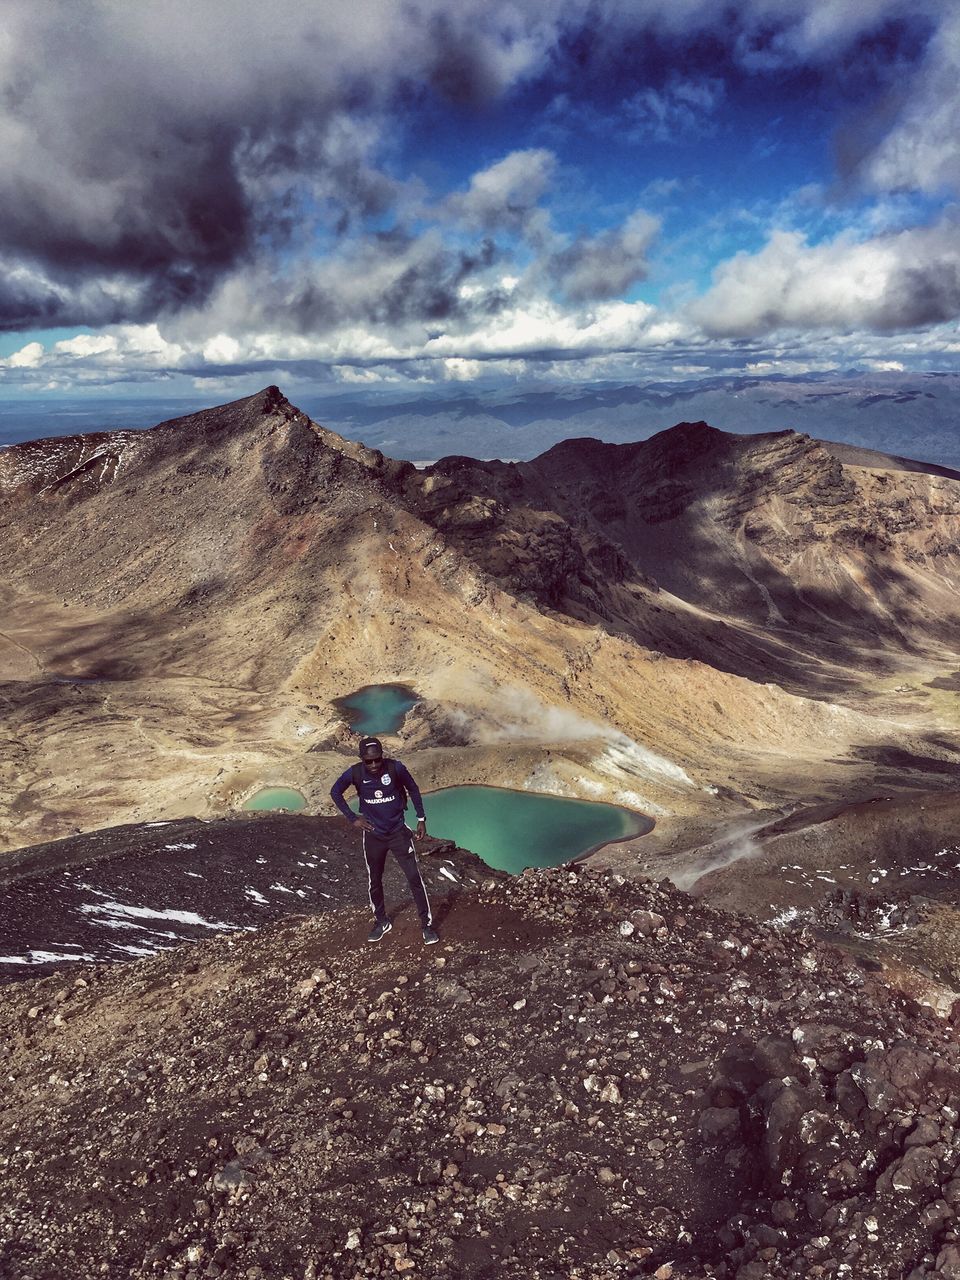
[434, 678, 694, 787]
[670, 818, 769, 891]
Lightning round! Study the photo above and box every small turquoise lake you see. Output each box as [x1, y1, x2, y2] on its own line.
[333, 683, 419, 735]
[243, 787, 308, 813]
[352, 784, 651, 873]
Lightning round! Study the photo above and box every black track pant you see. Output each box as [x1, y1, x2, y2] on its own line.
[362, 826, 432, 927]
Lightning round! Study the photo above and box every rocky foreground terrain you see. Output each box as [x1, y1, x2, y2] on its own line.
[0, 815, 481, 981]
[2, 866, 960, 1280]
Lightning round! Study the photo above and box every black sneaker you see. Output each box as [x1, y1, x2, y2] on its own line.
[422, 926, 439, 945]
[368, 920, 392, 943]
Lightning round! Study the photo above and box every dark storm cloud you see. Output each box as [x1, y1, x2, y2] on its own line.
[0, 10, 262, 324]
[879, 260, 960, 330]
[0, 270, 71, 332]
[2, 128, 249, 279]
[1, 0, 955, 346]
[0, 0, 520, 331]
[545, 212, 660, 303]
[0, 262, 146, 332]
[422, 13, 514, 106]
[266, 234, 500, 333]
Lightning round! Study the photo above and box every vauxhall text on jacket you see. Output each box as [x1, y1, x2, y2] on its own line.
[330, 758, 425, 837]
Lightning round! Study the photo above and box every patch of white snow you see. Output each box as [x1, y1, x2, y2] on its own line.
[0, 949, 98, 964]
[79, 900, 242, 931]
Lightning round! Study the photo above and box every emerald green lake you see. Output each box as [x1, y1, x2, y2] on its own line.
[352, 785, 651, 873]
[333, 683, 419, 735]
[243, 787, 308, 813]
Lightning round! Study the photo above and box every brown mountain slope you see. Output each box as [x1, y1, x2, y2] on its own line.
[410, 423, 960, 694]
[0, 385, 414, 685]
[1, 388, 958, 855]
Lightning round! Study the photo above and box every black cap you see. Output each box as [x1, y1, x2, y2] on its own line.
[359, 737, 383, 759]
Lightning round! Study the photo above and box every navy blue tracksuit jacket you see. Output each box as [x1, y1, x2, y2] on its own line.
[330, 759, 425, 835]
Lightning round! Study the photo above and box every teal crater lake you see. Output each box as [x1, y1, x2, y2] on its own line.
[243, 787, 308, 813]
[353, 785, 651, 874]
[334, 683, 419, 735]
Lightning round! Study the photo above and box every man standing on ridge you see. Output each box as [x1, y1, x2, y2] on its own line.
[330, 736, 438, 945]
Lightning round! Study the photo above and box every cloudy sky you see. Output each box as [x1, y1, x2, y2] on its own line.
[1, 0, 959, 400]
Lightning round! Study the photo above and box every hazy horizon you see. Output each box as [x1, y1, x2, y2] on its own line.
[4, 368, 960, 470]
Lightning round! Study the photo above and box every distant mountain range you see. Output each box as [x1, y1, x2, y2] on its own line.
[3, 370, 960, 467]
[316, 370, 960, 467]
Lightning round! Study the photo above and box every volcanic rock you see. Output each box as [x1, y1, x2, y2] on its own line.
[1, 867, 958, 1278]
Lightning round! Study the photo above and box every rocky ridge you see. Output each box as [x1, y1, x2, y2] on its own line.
[6, 387, 960, 699]
[409, 423, 960, 690]
[2, 867, 960, 1280]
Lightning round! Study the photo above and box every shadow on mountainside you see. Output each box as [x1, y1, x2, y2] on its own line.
[411, 435, 960, 703]
[0, 594, 284, 686]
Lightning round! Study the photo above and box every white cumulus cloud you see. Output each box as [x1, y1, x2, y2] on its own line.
[4, 341, 44, 368]
[863, 11, 960, 195]
[691, 217, 960, 337]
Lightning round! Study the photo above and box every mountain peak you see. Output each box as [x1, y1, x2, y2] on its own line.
[530, 421, 741, 480]
[246, 384, 289, 414]
[646, 419, 739, 451]
[153, 384, 299, 439]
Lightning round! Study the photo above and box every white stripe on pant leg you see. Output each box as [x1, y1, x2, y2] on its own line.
[362, 831, 376, 918]
[409, 839, 433, 926]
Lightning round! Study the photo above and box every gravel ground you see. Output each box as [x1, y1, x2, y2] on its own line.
[0, 815, 484, 982]
[1, 865, 959, 1279]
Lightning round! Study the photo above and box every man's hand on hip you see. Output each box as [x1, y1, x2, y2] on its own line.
[356, 816, 376, 832]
